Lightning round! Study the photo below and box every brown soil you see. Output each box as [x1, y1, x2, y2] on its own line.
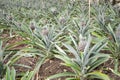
[102, 59, 120, 80]
[1, 35, 26, 50]
[15, 57, 73, 80]
[39, 58, 73, 80]
[14, 57, 39, 73]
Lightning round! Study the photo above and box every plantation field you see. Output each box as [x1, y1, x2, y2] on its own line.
[0, 0, 120, 80]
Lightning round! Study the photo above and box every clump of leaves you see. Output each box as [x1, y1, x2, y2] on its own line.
[5, 67, 16, 80]
[47, 34, 110, 80]
[92, 2, 120, 72]
[0, 40, 25, 79]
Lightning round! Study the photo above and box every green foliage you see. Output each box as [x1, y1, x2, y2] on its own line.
[86, 71, 110, 80]
[21, 71, 34, 80]
[2, 66, 35, 80]
[5, 67, 16, 80]
[0, 61, 6, 78]
[47, 35, 110, 80]
[92, 1, 120, 72]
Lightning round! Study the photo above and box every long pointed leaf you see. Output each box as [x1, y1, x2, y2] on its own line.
[46, 72, 76, 80]
[86, 71, 110, 80]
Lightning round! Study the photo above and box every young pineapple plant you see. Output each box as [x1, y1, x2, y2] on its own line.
[33, 25, 65, 56]
[93, 2, 120, 72]
[106, 24, 120, 72]
[91, 1, 120, 77]
[47, 34, 110, 80]
[14, 19, 67, 79]
[72, 16, 93, 52]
